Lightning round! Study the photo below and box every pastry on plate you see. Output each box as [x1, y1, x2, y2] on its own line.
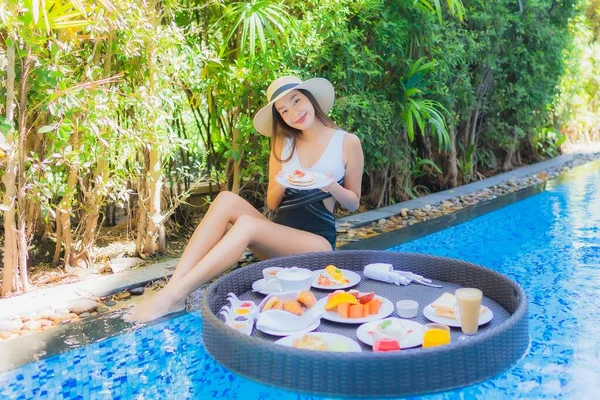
[292, 334, 328, 351]
[296, 291, 317, 308]
[288, 169, 315, 187]
[263, 296, 283, 311]
[283, 300, 304, 315]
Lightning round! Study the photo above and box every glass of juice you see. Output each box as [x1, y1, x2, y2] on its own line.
[422, 323, 451, 348]
[372, 328, 401, 352]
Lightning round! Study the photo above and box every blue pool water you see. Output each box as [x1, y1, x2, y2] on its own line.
[1, 162, 599, 399]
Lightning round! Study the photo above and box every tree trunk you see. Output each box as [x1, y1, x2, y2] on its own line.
[74, 31, 115, 266]
[56, 129, 80, 267]
[138, 0, 165, 255]
[231, 108, 241, 194]
[1, 33, 20, 296]
[446, 127, 459, 188]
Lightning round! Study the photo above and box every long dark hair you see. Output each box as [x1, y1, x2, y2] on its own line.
[271, 88, 338, 163]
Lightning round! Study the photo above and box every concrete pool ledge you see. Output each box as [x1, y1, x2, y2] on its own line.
[0, 153, 590, 323]
[335, 153, 575, 228]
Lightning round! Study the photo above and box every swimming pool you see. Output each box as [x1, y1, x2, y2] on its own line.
[1, 161, 599, 399]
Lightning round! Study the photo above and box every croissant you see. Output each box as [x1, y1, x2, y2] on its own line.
[283, 300, 304, 316]
[263, 296, 282, 311]
[297, 291, 317, 308]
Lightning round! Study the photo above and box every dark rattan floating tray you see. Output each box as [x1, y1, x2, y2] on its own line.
[200, 250, 529, 398]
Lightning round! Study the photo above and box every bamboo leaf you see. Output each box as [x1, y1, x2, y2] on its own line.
[32, 0, 40, 24]
[69, 0, 87, 17]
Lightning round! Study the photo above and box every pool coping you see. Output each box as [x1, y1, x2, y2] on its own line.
[0, 155, 598, 374]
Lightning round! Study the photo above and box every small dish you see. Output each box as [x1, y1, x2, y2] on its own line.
[275, 332, 362, 352]
[356, 318, 424, 348]
[396, 300, 418, 318]
[256, 319, 321, 337]
[423, 304, 493, 327]
[311, 269, 361, 290]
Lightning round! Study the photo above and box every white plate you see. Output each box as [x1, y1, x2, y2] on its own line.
[317, 295, 394, 324]
[311, 269, 361, 290]
[356, 318, 424, 349]
[257, 319, 321, 337]
[252, 278, 283, 295]
[422, 304, 493, 327]
[275, 332, 362, 352]
[276, 171, 331, 190]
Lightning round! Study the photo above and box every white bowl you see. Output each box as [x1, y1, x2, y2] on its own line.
[396, 300, 419, 318]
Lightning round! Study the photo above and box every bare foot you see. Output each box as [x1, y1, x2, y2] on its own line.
[123, 289, 186, 323]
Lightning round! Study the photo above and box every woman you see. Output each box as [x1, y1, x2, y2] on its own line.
[125, 76, 364, 323]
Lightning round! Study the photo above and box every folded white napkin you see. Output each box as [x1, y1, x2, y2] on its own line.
[363, 263, 411, 286]
[256, 307, 321, 332]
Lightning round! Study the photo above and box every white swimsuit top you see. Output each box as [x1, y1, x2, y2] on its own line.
[281, 129, 346, 181]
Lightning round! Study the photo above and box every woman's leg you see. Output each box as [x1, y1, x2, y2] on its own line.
[169, 191, 267, 283]
[124, 215, 332, 323]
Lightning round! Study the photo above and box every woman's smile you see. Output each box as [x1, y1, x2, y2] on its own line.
[295, 113, 308, 125]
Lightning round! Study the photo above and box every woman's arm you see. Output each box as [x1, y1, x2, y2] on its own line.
[266, 139, 286, 210]
[322, 133, 364, 211]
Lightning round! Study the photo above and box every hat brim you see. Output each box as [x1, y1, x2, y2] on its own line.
[253, 78, 335, 137]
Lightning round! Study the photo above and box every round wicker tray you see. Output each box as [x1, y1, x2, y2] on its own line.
[200, 250, 529, 398]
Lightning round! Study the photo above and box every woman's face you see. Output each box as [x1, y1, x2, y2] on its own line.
[274, 90, 315, 130]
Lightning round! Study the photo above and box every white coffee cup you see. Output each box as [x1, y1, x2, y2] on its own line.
[263, 267, 316, 292]
[262, 267, 282, 283]
[454, 288, 483, 335]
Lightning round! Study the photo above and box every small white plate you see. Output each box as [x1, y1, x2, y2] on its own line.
[257, 319, 321, 337]
[422, 304, 493, 327]
[275, 332, 362, 352]
[276, 171, 331, 190]
[252, 279, 283, 295]
[356, 318, 424, 349]
[311, 269, 361, 290]
[317, 295, 394, 324]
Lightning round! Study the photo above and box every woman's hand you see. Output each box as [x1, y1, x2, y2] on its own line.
[319, 174, 336, 193]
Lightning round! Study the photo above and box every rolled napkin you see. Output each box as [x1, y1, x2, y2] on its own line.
[363, 263, 411, 286]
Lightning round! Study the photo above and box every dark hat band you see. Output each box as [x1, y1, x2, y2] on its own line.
[269, 83, 299, 102]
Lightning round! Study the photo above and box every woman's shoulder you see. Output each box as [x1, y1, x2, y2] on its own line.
[341, 131, 361, 147]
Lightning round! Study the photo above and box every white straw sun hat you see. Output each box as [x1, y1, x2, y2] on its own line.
[253, 76, 335, 136]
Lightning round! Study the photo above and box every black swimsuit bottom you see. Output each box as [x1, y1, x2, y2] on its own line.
[271, 178, 344, 251]
[272, 201, 336, 250]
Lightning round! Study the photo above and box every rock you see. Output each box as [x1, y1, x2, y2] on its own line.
[60, 320, 71, 325]
[9, 319, 23, 332]
[79, 312, 91, 319]
[69, 299, 101, 314]
[19, 329, 31, 336]
[36, 308, 54, 319]
[400, 208, 409, 218]
[109, 257, 145, 274]
[0, 331, 12, 340]
[37, 319, 53, 327]
[130, 287, 145, 296]
[41, 325, 54, 331]
[116, 292, 131, 300]
[67, 313, 79, 320]
[21, 313, 37, 322]
[423, 204, 432, 211]
[105, 300, 116, 306]
[24, 320, 42, 331]
[0, 320, 13, 333]
[90, 312, 98, 316]
[442, 201, 454, 209]
[97, 306, 109, 313]
[54, 308, 69, 318]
